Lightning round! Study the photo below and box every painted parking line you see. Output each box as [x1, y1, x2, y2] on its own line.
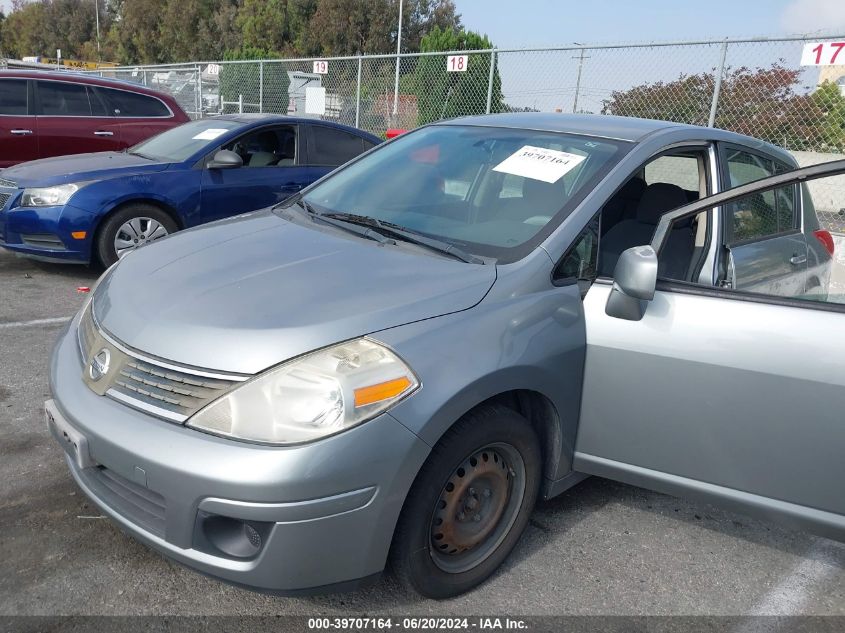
[742, 540, 844, 619]
[0, 316, 71, 329]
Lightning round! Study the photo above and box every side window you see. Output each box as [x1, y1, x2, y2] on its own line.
[0, 79, 29, 115]
[87, 87, 109, 117]
[554, 213, 600, 290]
[724, 149, 796, 243]
[99, 88, 170, 117]
[309, 126, 365, 166]
[37, 81, 92, 116]
[644, 154, 700, 194]
[670, 171, 841, 306]
[221, 126, 298, 168]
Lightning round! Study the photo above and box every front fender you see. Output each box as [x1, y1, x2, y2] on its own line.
[373, 279, 587, 482]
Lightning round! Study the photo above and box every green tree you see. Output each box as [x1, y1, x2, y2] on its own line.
[219, 47, 291, 114]
[414, 26, 502, 125]
[602, 63, 845, 152]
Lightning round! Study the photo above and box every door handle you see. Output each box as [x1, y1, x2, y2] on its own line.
[10, 129, 33, 135]
[790, 254, 807, 265]
[94, 131, 114, 137]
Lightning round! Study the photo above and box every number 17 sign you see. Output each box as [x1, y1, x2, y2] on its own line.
[801, 41, 845, 66]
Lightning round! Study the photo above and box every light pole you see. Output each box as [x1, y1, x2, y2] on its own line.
[392, 0, 403, 121]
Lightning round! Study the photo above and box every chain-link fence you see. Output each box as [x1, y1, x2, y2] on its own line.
[88, 34, 845, 231]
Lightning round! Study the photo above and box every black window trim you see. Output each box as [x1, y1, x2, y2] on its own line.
[718, 141, 800, 247]
[0, 77, 34, 117]
[34, 78, 95, 117]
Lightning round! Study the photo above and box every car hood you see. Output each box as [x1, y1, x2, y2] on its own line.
[93, 210, 496, 375]
[1, 152, 171, 187]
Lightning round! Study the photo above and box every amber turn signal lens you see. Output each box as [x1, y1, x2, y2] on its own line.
[71, 231, 87, 240]
[354, 376, 413, 407]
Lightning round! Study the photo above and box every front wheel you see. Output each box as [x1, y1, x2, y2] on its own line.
[390, 404, 541, 598]
[96, 204, 178, 267]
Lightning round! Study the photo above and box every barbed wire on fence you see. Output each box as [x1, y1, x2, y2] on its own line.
[87, 34, 845, 231]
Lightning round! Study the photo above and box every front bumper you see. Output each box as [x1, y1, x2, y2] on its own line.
[0, 201, 93, 263]
[48, 316, 431, 593]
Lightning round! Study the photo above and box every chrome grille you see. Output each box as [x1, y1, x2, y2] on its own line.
[78, 304, 242, 422]
[110, 359, 234, 419]
[0, 177, 17, 188]
[0, 193, 10, 209]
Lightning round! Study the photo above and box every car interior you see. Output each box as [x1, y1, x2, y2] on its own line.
[225, 126, 298, 167]
[595, 149, 711, 283]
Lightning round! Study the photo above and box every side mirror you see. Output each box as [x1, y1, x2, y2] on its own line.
[208, 150, 243, 169]
[605, 245, 658, 321]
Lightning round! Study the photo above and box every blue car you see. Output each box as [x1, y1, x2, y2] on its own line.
[0, 114, 380, 265]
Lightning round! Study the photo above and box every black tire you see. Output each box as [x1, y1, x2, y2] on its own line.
[390, 404, 541, 599]
[95, 203, 178, 267]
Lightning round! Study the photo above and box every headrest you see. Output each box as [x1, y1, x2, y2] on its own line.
[636, 183, 690, 225]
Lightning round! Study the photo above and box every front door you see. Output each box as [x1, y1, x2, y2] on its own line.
[575, 165, 845, 540]
[0, 78, 37, 167]
[200, 124, 312, 223]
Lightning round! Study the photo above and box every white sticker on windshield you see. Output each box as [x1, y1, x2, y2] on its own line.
[192, 128, 229, 141]
[492, 145, 587, 183]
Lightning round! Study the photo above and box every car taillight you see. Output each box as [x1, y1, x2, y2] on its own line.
[814, 229, 835, 256]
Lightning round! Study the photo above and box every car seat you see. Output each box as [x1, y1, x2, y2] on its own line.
[598, 182, 694, 280]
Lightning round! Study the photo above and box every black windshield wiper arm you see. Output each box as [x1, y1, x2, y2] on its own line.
[287, 202, 394, 245]
[322, 212, 485, 265]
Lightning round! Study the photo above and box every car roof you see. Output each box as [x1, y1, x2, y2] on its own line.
[213, 113, 382, 141]
[438, 112, 794, 164]
[0, 68, 175, 99]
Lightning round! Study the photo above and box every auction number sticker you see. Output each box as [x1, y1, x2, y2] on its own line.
[493, 145, 586, 183]
[801, 41, 845, 66]
[192, 128, 229, 141]
[313, 60, 329, 74]
[447, 54, 468, 72]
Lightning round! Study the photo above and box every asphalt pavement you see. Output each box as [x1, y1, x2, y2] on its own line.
[1, 248, 844, 618]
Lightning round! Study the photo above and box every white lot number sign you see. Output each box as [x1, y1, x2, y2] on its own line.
[447, 55, 468, 72]
[313, 60, 329, 74]
[493, 146, 587, 184]
[801, 41, 845, 66]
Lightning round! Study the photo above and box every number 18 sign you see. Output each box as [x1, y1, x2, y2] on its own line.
[447, 55, 468, 72]
[801, 41, 845, 66]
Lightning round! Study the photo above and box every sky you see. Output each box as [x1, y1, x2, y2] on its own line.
[453, 0, 845, 48]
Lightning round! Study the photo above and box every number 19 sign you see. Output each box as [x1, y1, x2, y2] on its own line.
[447, 55, 468, 72]
[801, 41, 845, 66]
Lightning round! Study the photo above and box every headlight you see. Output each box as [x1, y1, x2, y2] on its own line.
[187, 338, 419, 445]
[20, 183, 82, 207]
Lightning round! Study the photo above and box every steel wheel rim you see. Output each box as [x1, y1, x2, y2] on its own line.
[428, 442, 526, 574]
[114, 217, 169, 259]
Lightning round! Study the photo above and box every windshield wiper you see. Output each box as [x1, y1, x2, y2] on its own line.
[286, 201, 395, 245]
[322, 212, 485, 265]
[127, 150, 157, 161]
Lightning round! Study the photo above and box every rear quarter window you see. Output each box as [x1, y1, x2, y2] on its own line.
[309, 125, 367, 166]
[98, 88, 170, 117]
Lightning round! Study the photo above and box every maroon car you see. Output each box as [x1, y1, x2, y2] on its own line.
[0, 70, 190, 167]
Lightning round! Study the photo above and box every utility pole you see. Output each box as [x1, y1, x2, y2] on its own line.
[392, 0, 403, 122]
[95, 0, 101, 59]
[572, 44, 590, 114]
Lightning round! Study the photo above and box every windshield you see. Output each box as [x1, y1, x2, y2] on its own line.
[301, 124, 627, 261]
[129, 119, 242, 162]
